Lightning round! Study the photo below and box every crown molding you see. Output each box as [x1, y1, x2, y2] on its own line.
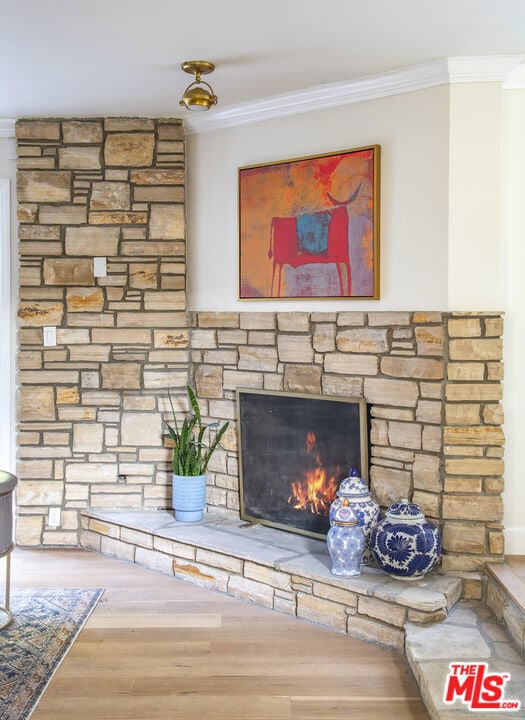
[447, 55, 524, 82]
[503, 60, 525, 89]
[183, 55, 525, 135]
[0, 119, 16, 138]
[2, 55, 523, 138]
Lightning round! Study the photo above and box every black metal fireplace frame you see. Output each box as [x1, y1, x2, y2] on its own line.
[236, 388, 369, 539]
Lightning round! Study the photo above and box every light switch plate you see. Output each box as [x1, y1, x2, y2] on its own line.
[43, 326, 56, 347]
[93, 256, 107, 277]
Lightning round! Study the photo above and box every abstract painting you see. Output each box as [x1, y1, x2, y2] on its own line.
[238, 145, 380, 299]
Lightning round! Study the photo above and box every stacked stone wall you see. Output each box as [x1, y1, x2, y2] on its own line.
[442, 315, 505, 571]
[16, 117, 190, 545]
[191, 310, 505, 574]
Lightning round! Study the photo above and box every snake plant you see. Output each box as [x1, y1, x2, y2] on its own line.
[165, 385, 229, 476]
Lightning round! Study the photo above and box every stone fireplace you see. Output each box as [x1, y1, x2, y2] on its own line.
[14, 116, 504, 580]
[191, 309, 504, 576]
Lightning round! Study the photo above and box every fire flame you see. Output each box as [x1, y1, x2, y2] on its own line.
[288, 432, 339, 516]
[306, 431, 316, 453]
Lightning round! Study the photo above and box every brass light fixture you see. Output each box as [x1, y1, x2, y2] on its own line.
[179, 61, 218, 112]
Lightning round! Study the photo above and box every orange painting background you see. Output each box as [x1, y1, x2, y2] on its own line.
[239, 147, 376, 298]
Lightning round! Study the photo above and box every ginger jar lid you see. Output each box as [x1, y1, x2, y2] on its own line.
[337, 466, 370, 499]
[331, 498, 360, 526]
[386, 498, 425, 523]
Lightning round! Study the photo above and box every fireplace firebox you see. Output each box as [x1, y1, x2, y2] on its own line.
[236, 389, 369, 539]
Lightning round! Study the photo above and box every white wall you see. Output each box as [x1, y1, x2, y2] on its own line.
[0, 134, 18, 473]
[447, 83, 525, 553]
[448, 84, 505, 309]
[501, 89, 525, 554]
[187, 86, 450, 312]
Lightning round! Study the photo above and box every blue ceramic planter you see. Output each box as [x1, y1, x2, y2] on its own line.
[172, 473, 207, 522]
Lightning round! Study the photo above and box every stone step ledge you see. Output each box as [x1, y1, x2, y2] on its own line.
[406, 600, 525, 719]
[485, 562, 525, 657]
[79, 507, 462, 652]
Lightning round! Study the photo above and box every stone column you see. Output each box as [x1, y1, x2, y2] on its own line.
[442, 314, 505, 573]
[16, 117, 189, 546]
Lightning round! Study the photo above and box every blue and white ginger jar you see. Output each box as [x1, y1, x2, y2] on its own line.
[326, 499, 365, 578]
[369, 498, 441, 580]
[329, 467, 380, 566]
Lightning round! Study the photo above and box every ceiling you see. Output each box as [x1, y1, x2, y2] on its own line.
[1, 0, 524, 122]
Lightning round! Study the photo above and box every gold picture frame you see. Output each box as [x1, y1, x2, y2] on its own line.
[239, 145, 380, 299]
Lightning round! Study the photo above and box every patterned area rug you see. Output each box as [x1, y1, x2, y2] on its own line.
[0, 587, 103, 720]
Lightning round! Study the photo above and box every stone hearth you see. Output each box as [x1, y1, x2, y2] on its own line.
[80, 507, 462, 650]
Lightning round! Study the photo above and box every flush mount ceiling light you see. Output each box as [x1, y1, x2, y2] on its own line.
[179, 60, 218, 112]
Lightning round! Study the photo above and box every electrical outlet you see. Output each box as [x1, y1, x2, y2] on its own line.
[48, 508, 61, 527]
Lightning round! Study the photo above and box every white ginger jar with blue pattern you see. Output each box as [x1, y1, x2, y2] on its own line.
[369, 498, 441, 581]
[329, 467, 380, 566]
[326, 499, 365, 578]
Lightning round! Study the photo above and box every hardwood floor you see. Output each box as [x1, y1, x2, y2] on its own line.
[10, 548, 430, 720]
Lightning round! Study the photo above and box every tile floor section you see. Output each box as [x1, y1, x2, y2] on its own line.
[80, 509, 525, 720]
